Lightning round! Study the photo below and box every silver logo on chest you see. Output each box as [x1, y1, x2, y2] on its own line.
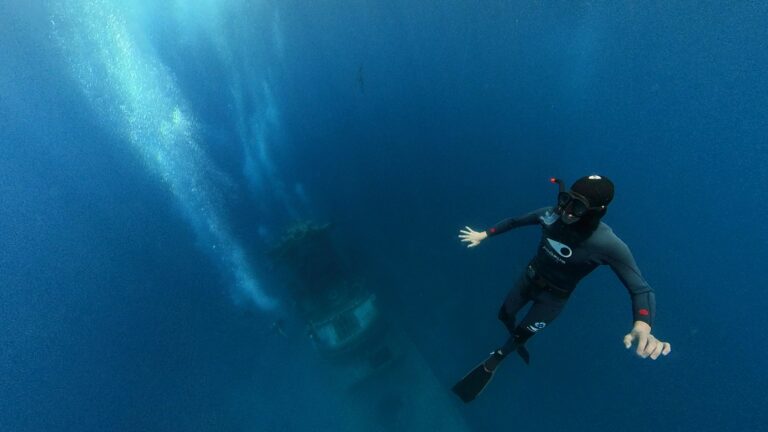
[546, 238, 573, 258]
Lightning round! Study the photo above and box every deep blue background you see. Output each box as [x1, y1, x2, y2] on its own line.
[2, 1, 767, 431]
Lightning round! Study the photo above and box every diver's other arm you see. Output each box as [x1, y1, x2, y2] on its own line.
[459, 227, 487, 248]
[601, 234, 671, 359]
[623, 321, 672, 360]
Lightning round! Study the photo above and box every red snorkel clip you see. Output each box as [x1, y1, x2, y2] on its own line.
[549, 177, 566, 193]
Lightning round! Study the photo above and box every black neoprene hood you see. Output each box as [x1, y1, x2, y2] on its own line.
[570, 175, 614, 208]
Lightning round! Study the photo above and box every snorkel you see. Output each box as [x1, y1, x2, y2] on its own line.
[540, 177, 566, 226]
[550, 177, 566, 193]
[549, 177, 566, 213]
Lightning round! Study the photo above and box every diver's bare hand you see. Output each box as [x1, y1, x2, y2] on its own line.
[623, 321, 672, 360]
[459, 226, 488, 248]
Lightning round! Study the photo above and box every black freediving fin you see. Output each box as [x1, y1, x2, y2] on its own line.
[451, 361, 494, 403]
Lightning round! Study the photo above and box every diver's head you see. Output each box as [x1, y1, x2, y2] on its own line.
[550, 175, 614, 227]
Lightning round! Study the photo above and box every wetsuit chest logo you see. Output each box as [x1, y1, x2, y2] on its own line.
[546, 238, 573, 258]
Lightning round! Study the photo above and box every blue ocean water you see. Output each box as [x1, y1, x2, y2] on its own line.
[2, 1, 767, 431]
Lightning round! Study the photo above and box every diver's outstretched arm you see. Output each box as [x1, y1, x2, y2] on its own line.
[460, 208, 552, 248]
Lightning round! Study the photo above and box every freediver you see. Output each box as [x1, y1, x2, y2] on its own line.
[452, 175, 672, 403]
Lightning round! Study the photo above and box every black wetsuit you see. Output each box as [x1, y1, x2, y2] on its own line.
[486, 207, 655, 355]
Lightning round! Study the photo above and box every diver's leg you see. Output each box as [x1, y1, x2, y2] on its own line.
[498, 272, 533, 335]
[493, 291, 569, 366]
[452, 276, 545, 403]
[515, 291, 568, 338]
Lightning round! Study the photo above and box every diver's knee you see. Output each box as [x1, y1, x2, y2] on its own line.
[512, 325, 538, 344]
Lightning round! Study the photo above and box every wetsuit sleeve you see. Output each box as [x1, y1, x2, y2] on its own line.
[485, 207, 550, 237]
[602, 238, 656, 326]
